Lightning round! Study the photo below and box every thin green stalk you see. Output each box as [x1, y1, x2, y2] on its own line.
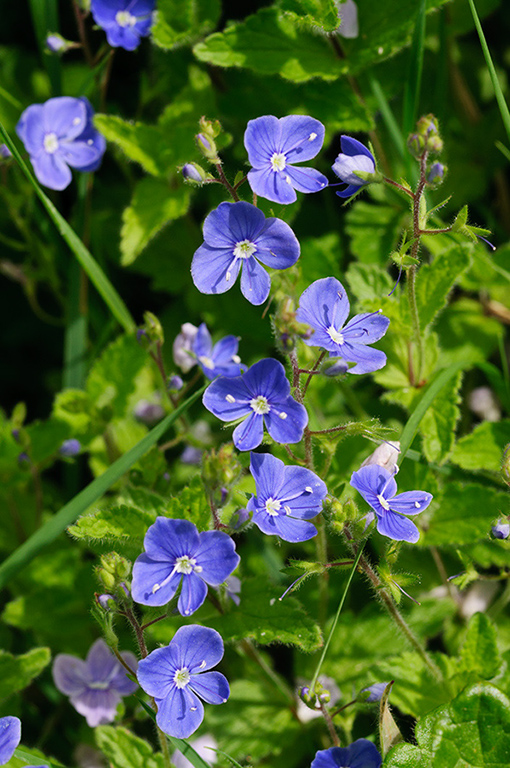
[369, 76, 405, 161]
[0, 121, 135, 333]
[403, 0, 426, 135]
[310, 543, 364, 693]
[468, 0, 510, 146]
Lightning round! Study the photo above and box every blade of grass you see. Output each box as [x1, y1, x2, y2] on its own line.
[28, 0, 61, 95]
[369, 75, 405, 161]
[403, 0, 426, 135]
[468, 0, 510, 146]
[398, 361, 466, 463]
[136, 698, 211, 768]
[496, 140, 510, 163]
[310, 543, 364, 693]
[15, 749, 64, 768]
[0, 121, 135, 334]
[0, 385, 206, 589]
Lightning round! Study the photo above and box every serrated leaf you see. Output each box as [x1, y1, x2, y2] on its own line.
[0, 647, 51, 699]
[207, 578, 322, 652]
[194, 7, 344, 82]
[95, 726, 165, 768]
[167, 476, 212, 532]
[346, 262, 394, 303]
[68, 503, 155, 547]
[416, 244, 472, 329]
[87, 334, 148, 418]
[152, 0, 221, 50]
[420, 483, 509, 547]
[419, 370, 463, 463]
[384, 684, 510, 767]
[120, 178, 191, 266]
[345, 202, 404, 265]
[452, 420, 510, 473]
[25, 419, 70, 464]
[460, 613, 502, 680]
[52, 389, 95, 435]
[94, 115, 173, 177]
[279, 0, 340, 31]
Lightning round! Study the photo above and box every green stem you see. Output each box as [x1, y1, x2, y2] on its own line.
[407, 151, 429, 385]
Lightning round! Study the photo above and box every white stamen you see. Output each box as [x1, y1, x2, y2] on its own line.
[174, 555, 197, 575]
[199, 355, 215, 370]
[414, 501, 421, 508]
[73, 117, 81, 126]
[226, 394, 236, 403]
[190, 706, 197, 711]
[278, 411, 287, 420]
[234, 239, 257, 259]
[87, 139, 94, 145]
[285, 174, 292, 184]
[305, 486, 313, 493]
[115, 10, 137, 27]
[173, 667, 190, 689]
[284, 505, 291, 515]
[309, 132, 317, 141]
[250, 395, 270, 415]
[232, 354, 241, 364]
[377, 494, 390, 511]
[327, 326, 344, 345]
[199, 660, 207, 669]
[43, 132, 59, 154]
[265, 497, 281, 516]
[270, 152, 286, 172]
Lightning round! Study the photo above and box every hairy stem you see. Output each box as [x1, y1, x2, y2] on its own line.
[319, 700, 340, 747]
[407, 150, 429, 385]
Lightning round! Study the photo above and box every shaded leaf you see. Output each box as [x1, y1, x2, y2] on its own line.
[0, 647, 51, 699]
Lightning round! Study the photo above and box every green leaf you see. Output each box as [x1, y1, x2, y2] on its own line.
[278, 0, 340, 31]
[419, 370, 463, 464]
[402, 0, 425, 135]
[380, 682, 404, 756]
[420, 483, 509, 547]
[94, 115, 172, 177]
[416, 244, 472, 329]
[68, 503, 155, 548]
[87, 334, 148, 418]
[460, 613, 502, 680]
[0, 647, 51, 699]
[95, 726, 166, 768]
[0, 385, 206, 589]
[208, 578, 322, 652]
[13, 748, 65, 768]
[152, 0, 221, 49]
[167, 476, 212, 532]
[52, 389, 95, 436]
[346, 262, 394, 304]
[452, 420, 510, 473]
[25, 418, 70, 464]
[383, 683, 510, 766]
[345, 202, 404, 265]
[0, 122, 135, 334]
[194, 7, 344, 82]
[120, 178, 191, 266]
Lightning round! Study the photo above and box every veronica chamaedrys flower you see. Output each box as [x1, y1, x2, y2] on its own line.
[0, 717, 21, 765]
[90, 0, 155, 51]
[350, 465, 432, 543]
[332, 136, 376, 199]
[361, 682, 389, 703]
[296, 277, 389, 374]
[59, 438, 81, 457]
[52, 639, 137, 727]
[16, 97, 106, 191]
[193, 323, 246, 381]
[191, 201, 300, 306]
[336, 0, 359, 39]
[137, 625, 230, 739]
[131, 518, 240, 614]
[203, 358, 308, 452]
[244, 115, 327, 204]
[247, 453, 327, 542]
[492, 519, 510, 539]
[173, 323, 198, 372]
[311, 740, 382, 768]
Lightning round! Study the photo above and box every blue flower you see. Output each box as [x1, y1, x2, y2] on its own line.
[361, 682, 389, 702]
[0, 717, 21, 765]
[90, 0, 155, 51]
[59, 438, 81, 457]
[350, 465, 432, 543]
[202, 358, 308, 452]
[331, 136, 376, 199]
[52, 639, 138, 727]
[16, 97, 106, 191]
[492, 519, 510, 539]
[137, 625, 230, 739]
[244, 115, 328, 204]
[296, 277, 389, 374]
[193, 323, 246, 380]
[131, 518, 240, 614]
[191, 201, 300, 306]
[247, 453, 327, 542]
[311, 739, 382, 768]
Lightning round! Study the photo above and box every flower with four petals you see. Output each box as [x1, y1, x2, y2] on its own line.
[244, 115, 328, 204]
[247, 452, 327, 542]
[202, 358, 308, 451]
[193, 323, 246, 380]
[297, 277, 390, 374]
[91, 0, 155, 51]
[350, 465, 433, 543]
[131, 518, 240, 615]
[137, 625, 230, 739]
[191, 201, 300, 305]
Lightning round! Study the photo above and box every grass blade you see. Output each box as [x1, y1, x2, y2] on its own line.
[0, 385, 206, 589]
[468, 0, 510, 146]
[166, 737, 212, 768]
[402, 0, 426, 135]
[398, 362, 466, 463]
[369, 75, 405, 161]
[0, 121, 135, 334]
[15, 749, 64, 768]
[28, 0, 61, 95]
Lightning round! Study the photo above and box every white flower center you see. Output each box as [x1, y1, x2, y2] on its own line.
[327, 326, 344, 345]
[199, 355, 215, 370]
[234, 240, 257, 259]
[173, 667, 190, 689]
[44, 132, 59, 154]
[115, 10, 137, 27]
[174, 555, 198, 575]
[270, 152, 286, 172]
[377, 494, 390, 511]
[250, 395, 270, 415]
[265, 497, 281, 516]
[88, 680, 110, 690]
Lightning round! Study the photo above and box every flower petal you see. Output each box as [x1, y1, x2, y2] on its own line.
[376, 510, 420, 544]
[131, 554, 181, 607]
[144, 518, 201, 561]
[253, 511, 317, 542]
[279, 115, 325, 163]
[339, 343, 387, 374]
[31, 151, 72, 191]
[342, 312, 390, 345]
[52, 654, 88, 696]
[111, 652, 138, 694]
[350, 465, 397, 512]
[203, 201, 266, 247]
[389, 491, 433, 516]
[211, 335, 240, 366]
[232, 411, 264, 451]
[340, 136, 375, 164]
[193, 323, 212, 360]
[178, 573, 208, 616]
[243, 358, 290, 400]
[71, 688, 120, 727]
[335, 183, 363, 199]
[244, 115, 280, 167]
[249, 452, 285, 501]
[105, 25, 142, 50]
[264, 396, 308, 444]
[284, 165, 328, 194]
[86, 638, 118, 681]
[194, 531, 240, 586]
[0, 717, 21, 766]
[247, 166, 297, 205]
[277, 465, 327, 516]
[60, 141, 102, 169]
[137, 645, 181, 699]
[202, 376, 252, 422]
[90, 0, 120, 25]
[189, 671, 229, 705]
[240, 256, 271, 305]
[254, 217, 300, 269]
[16, 105, 44, 154]
[296, 277, 350, 345]
[42, 97, 87, 140]
[173, 625, 225, 672]
[155, 687, 204, 739]
[191, 243, 240, 296]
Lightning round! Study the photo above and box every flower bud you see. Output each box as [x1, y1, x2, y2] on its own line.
[491, 519, 510, 540]
[361, 682, 389, 702]
[323, 359, 349, 377]
[408, 114, 443, 157]
[181, 162, 207, 184]
[133, 398, 165, 425]
[231, 508, 250, 529]
[46, 33, 69, 53]
[18, 452, 30, 467]
[196, 133, 218, 162]
[360, 441, 400, 474]
[173, 323, 198, 372]
[59, 438, 81, 457]
[96, 593, 117, 611]
[426, 162, 446, 185]
[96, 552, 131, 592]
[143, 311, 164, 345]
[0, 144, 12, 159]
[168, 375, 183, 391]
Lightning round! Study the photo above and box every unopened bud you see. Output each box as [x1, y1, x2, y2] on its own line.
[168, 375, 183, 391]
[59, 438, 81, 457]
[323, 359, 349, 377]
[492, 519, 510, 540]
[96, 552, 131, 592]
[97, 593, 117, 611]
[173, 323, 198, 372]
[181, 162, 207, 184]
[46, 33, 72, 53]
[196, 133, 218, 162]
[426, 162, 445, 185]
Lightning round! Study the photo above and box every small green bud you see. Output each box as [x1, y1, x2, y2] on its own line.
[96, 552, 131, 592]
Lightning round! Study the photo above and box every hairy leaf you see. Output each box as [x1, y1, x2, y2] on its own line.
[0, 647, 51, 699]
[452, 420, 510, 473]
[416, 244, 472, 329]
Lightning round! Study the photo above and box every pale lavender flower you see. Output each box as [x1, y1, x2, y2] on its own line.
[173, 323, 198, 372]
[336, 0, 359, 38]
